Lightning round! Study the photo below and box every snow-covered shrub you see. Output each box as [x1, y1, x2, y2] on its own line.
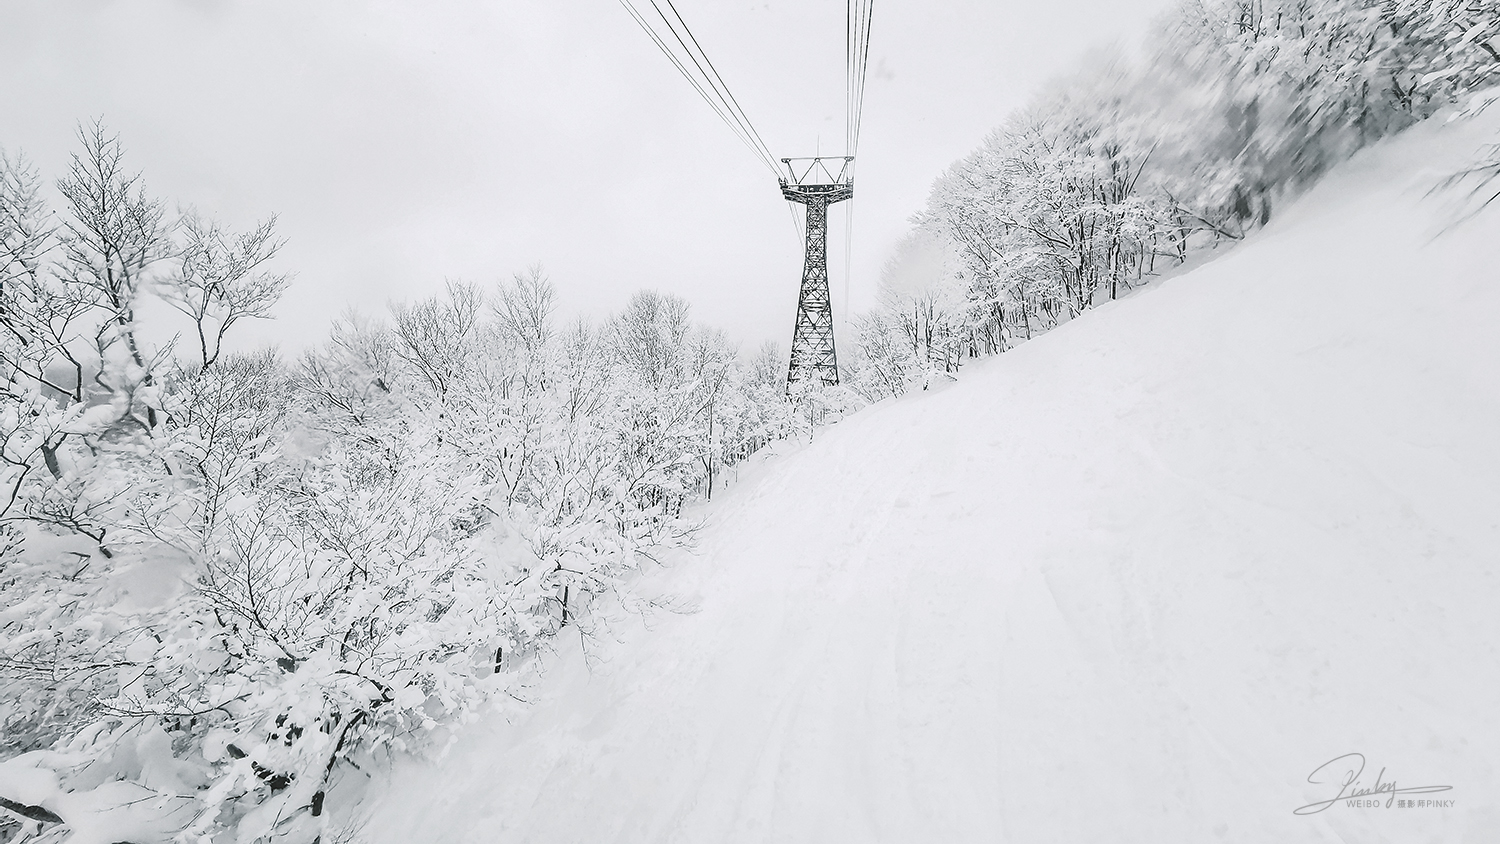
[1, 130, 804, 842]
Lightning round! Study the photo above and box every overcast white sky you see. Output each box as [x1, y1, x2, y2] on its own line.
[0, 0, 1177, 355]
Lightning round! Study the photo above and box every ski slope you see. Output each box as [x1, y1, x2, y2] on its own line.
[358, 107, 1500, 843]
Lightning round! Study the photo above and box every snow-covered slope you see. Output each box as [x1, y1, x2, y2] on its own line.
[358, 108, 1500, 843]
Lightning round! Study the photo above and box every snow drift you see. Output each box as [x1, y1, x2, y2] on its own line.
[356, 105, 1500, 843]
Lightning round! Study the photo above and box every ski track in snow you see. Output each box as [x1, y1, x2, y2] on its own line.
[358, 108, 1500, 843]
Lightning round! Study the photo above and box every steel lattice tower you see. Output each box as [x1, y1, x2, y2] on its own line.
[781, 156, 853, 389]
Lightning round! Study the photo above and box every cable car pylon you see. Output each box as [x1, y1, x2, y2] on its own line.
[616, 0, 875, 392]
[780, 156, 853, 388]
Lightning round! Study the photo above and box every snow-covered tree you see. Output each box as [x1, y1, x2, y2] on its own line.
[855, 0, 1500, 397]
[1, 127, 806, 844]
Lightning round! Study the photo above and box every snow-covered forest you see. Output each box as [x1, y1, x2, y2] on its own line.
[847, 0, 1500, 394]
[0, 127, 859, 841]
[3, 0, 1499, 841]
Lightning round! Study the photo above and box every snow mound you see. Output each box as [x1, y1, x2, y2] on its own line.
[357, 108, 1500, 843]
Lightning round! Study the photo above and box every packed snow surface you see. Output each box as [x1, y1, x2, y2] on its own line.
[359, 110, 1500, 842]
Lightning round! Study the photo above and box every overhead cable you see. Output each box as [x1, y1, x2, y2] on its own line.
[842, 0, 874, 326]
[656, 0, 779, 172]
[847, 0, 874, 160]
[617, 0, 781, 177]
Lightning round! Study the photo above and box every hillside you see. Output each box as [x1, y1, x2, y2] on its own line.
[357, 105, 1500, 843]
